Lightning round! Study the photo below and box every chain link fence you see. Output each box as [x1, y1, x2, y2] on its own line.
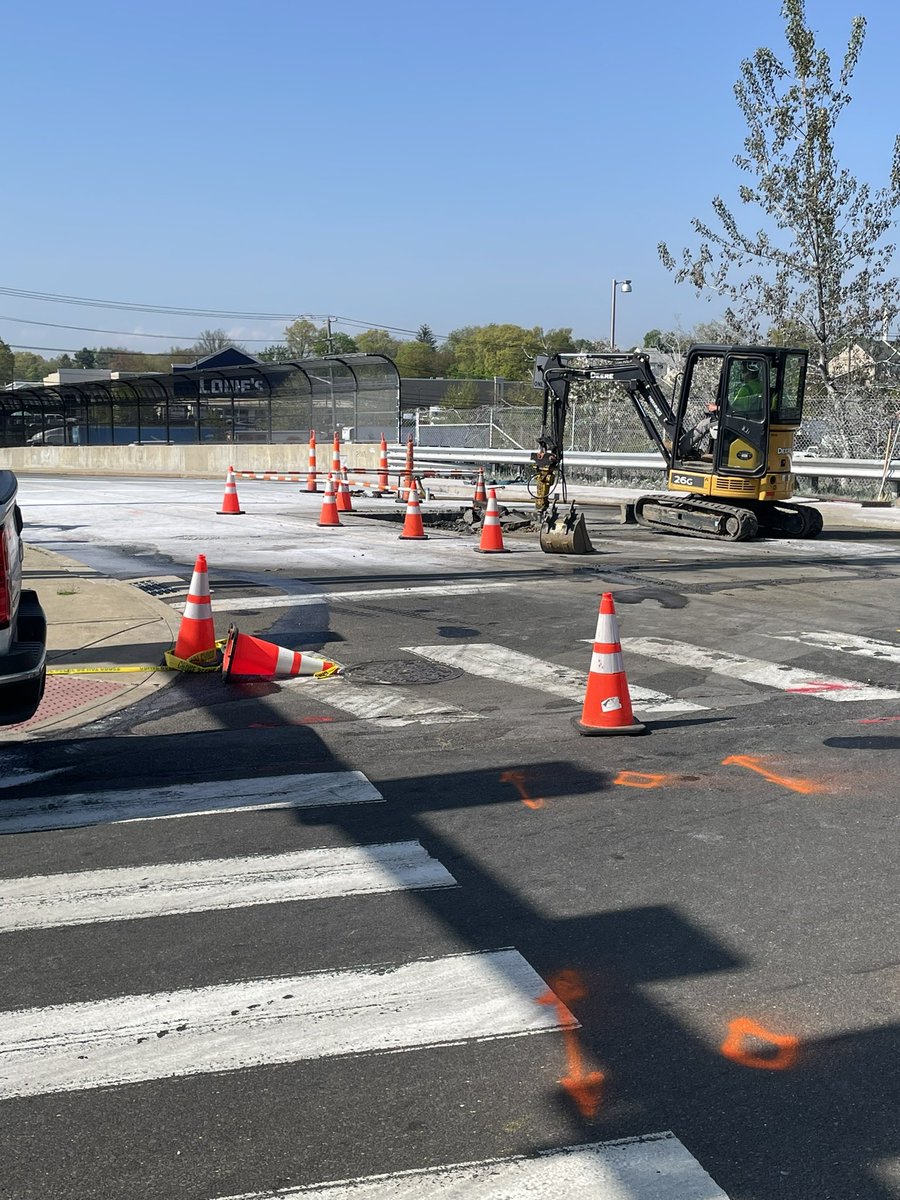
[401, 381, 900, 496]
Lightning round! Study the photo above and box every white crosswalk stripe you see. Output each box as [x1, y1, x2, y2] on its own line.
[0, 949, 569, 1099]
[0, 841, 457, 933]
[282, 677, 483, 725]
[765, 629, 900, 664]
[405, 643, 705, 715]
[0, 771, 382, 835]
[621, 636, 900, 703]
[212, 1132, 729, 1199]
[2, 767, 732, 1197]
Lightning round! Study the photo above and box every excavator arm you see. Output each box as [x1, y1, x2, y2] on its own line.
[531, 352, 679, 511]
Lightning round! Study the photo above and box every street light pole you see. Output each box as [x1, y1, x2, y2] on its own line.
[609, 278, 632, 350]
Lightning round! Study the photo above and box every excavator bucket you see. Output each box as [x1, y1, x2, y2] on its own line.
[539, 502, 594, 554]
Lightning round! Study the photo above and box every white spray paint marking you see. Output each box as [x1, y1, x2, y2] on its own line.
[205, 582, 513, 614]
[212, 1133, 730, 1199]
[0, 842, 456, 933]
[406, 644, 705, 715]
[765, 630, 900, 665]
[622, 637, 900, 702]
[0, 949, 568, 1099]
[281, 679, 482, 726]
[0, 772, 382, 835]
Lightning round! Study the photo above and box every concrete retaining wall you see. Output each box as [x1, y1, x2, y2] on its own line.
[1, 443, 383, 478]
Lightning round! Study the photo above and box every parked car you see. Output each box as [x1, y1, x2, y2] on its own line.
[0, 470, 47, 724]
[26, 427, 69, 446]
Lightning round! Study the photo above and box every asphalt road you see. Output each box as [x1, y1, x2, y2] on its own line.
[2, 476, 899, 1200]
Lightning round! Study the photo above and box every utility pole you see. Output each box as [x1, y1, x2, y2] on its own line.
[326, 317, 334, 355]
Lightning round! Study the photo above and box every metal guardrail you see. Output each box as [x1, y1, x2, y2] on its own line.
[387, 447, 900, 485]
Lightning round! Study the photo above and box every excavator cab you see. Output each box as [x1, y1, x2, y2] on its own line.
[650, 345, 819, 538]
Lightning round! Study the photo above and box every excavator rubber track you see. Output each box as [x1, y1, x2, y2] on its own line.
[634, 495, 759, 541]
[754, 502, 824, 538]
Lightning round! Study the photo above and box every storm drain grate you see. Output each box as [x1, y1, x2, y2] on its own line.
[342, 659, 462, 686]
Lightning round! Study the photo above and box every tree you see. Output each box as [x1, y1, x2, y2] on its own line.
[74, 347, 96, 369]
[12, 351, 52, 381]
[58, 353, 74, 369]
[356, 328, 402, 358]
[0, 339, 13, 386]
[311, 330, 358, 355]
[284, 318, 320, 359]
[394, 340, 440, 378]
[658, 0, 900, 395]
[193, 328, 244, 355]
[256, 344, 295, 363]
[415, 323, 437, 349]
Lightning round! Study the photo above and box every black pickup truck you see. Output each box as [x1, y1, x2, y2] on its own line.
[0, 470, 47, 725]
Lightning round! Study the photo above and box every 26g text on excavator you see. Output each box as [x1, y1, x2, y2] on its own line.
[530, 344, 823, 550]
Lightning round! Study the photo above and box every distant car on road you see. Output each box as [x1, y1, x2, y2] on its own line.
[0, 471, 47, 724]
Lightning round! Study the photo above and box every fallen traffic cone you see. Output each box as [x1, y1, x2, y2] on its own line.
[574, 593, 646, 736]
[222, 624, 340, 681]
[399, 488, 428, 539]
[474, 488, 509, 553]
[473, 467, 487, 504]
[173, 553, 218, 664]
[332, 432, 342, 476]
[307, 431, 318, 492]
[217, 466, 245, 515]
[317, 475, 342, 526]
[336, 469, 353, 512]
[377, 434, 390, 491]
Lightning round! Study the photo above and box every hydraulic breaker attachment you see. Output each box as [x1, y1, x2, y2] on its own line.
[539, 501, 594, 554]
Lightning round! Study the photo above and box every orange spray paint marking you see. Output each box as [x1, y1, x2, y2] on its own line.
[614, 770, 672, 789]
[537, 970, 605, 1119]
[858, 716, 900, 724]
[722, 755, 824, 795]
[720, 1017, 800, 1071]
[500, 769, 545, 810]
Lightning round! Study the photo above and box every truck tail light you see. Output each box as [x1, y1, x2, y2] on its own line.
[0, 527, 10, 627]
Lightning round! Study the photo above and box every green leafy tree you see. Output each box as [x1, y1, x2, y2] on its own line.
[0, 339, 14, 386]
[57, 353, 74, 369]
[284, 318, 320, 358]
[659, 0, 900, 396]
[74, 347, 97, 369]
[257, 344, 294, 363]
[312, 330, 359, 355]
[356, 329, 402, 358]
[394, 340, 441, 378]
[12, 351, 52, 381]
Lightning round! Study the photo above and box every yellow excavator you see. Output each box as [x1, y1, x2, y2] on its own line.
[531, 344, 822, 548]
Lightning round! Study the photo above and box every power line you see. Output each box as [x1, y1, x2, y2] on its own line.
[0, 315, 285, 344]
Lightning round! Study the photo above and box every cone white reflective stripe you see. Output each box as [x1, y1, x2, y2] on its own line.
[275, 646, 302, 675]
[183, 597, 213, 621]
[593, 612, 619, 645]
[590, 650, 625, 675]
[484, 498, 501, 524]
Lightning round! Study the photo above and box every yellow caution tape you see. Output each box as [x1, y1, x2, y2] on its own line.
[313, 663, 342, 679]
[50, 640, 228, 677]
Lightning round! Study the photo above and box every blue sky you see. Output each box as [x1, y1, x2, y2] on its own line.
[3, 0, 899, 357]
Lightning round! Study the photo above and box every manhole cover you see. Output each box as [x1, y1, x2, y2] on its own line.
[342, 659, 462, 686]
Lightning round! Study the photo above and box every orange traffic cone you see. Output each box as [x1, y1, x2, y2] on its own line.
[222, 624, 340, 681]
[317, 475, 342, 526]
[336, 469, 353, 512]
[475, 488, 508, 553]
[399, 488, 428, 539]
[307, 431, 318, 493]
[332, 432, 342, 476]
[173, 553, 218, 663]
[473, 467, 488, 504]
[377, 434, 390, 491]
[217, 466, 245, 515]
[574, 593, 646, 736]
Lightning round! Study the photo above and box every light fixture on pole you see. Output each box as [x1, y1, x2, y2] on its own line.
[609, 279, 632, 350]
